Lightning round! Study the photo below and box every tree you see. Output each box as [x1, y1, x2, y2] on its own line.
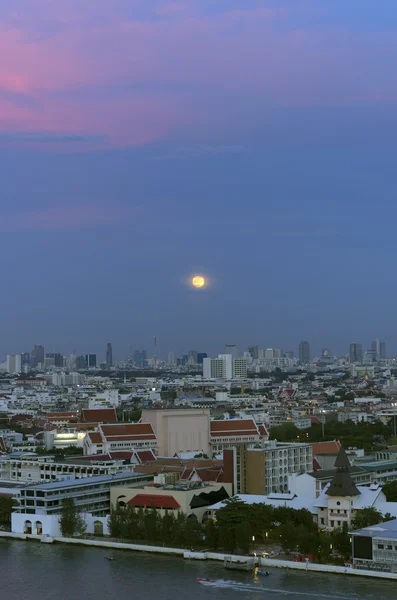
[272, 523, 298, 554]
[0, 496, 16, 524]
[235, 521, 252, 554]
[351, 507, 384, 530]
[185, 515, 202, 550]
[205, 519, 219, 550]
[144, 509, 158, 543]
[59, 498, 86, 537]
[382, 481, 397, 502]
[332, 523, 351, 560]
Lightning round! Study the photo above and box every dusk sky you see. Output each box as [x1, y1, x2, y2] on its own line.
[2, 0, 397, 360]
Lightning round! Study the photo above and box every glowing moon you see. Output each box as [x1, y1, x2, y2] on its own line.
[192, 275, 205, 288]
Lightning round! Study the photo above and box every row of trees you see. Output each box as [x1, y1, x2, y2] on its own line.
[270, 419, 394, 451]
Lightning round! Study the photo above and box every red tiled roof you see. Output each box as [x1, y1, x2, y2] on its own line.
[82, 408, 117, 423]
[310, 440, 341, 455]
[127, 494, 180, 509]
[134, 450, 156, 463]
[210, 419, 259, 437]
[87, 432, 103, 444]
[258, 424, 268, 437]
[310, 416, 321, 425]
[313, 458, 322, 471]
[101, 423, 155, 437]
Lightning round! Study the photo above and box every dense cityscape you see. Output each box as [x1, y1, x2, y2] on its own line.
[0, 336, 397, 577]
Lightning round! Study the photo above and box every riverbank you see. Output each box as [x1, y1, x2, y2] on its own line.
[1, 531, 397, 581]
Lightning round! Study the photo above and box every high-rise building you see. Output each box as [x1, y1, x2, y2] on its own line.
[264, 348, 274, 359]
[30, 345, 44, 368]
[68, 354, 77, 370]
[284, 351, 294, 359]
[349, 343, 363, 364]
[248, 346, 259, 360]
[380, 341, 387, 359]
[46, 353, 64, 368]
[133, 350, 147, 367]
[7, 354, 21, 374]
[20, 352, 30, 366]
[85, 354, 97, 369]
[106, 343, 113, 368]
[224, 344, 238, 359]
[273, 348, 282, 358]
[372, 339, 381, 359]
[203, 355, 247, 379]
[188, 350, 198, 364]
[167, 351, 175, 365]
[76, 355, 86, 370]
[197, 353, 207, 365]
[299, 341, 310, 364]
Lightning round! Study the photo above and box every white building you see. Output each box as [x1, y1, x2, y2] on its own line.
[203, 355, 247, 379]
[11, 472, 151, 537]
[7, 355, 21, 374]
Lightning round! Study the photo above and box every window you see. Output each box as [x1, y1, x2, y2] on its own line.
[320, 518, 325, 525]
[331, 520, 334, 527]
[378, 544, 384, 549]
[387, 545, 392, 550]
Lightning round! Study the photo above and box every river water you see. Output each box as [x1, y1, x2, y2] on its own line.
[1, 540, 396, 600]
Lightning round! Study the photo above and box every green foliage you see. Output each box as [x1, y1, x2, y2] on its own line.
[59, 498, 86, 537]
[332, 523, 351, 559]
[0, 496, 16, 524]
[351, 507, 384, 530]
[270, 419, 395, 452]
[382, 481, 397, 502]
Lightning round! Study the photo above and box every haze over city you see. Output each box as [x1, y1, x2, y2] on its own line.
[2, 0, 397, 358]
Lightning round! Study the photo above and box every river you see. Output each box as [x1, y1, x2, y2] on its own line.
[1, 540, 396, 600]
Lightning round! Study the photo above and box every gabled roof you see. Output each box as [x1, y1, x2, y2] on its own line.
[100, 423, 156, 439]
[310, 440, 341, 456]
[210, 419, 260, 437]
[81, 408, 117, 423]
[87, 432, 103, 444]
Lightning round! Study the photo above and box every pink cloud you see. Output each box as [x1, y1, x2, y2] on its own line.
[0, 2, 397, 149]
[0, 205, 138, 232]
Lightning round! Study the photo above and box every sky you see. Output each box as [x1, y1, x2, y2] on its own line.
[1, 0, 397, 361]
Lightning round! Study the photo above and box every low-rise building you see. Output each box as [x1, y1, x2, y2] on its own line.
[352, 519, 397, 572]
[83, 422, 157, 455]
[12, 471, 152, 536]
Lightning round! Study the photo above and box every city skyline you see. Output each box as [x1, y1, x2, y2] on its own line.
[0, 336, 392, 364]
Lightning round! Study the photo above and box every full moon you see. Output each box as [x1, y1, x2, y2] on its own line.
[192, 275, 205, 288]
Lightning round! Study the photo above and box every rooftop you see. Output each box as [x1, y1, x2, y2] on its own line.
[20, 471, 148, 491]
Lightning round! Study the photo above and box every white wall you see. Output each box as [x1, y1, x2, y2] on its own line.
[12, 513, 109, 537]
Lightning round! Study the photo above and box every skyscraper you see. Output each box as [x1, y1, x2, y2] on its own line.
[224, 344, 238, 358]
[167, 351, 175, 365]
[299, 341, 310, 364]
[248, 346, 259, 360]
[30, 345, 44, 368]
[106, 343, 113, 368]
[372, 338, 381, 358]
[380, 341, 387, 359]
[85, 354, 97, 369]
[7, 355, 21, 374]
[349, 343, 363, 364]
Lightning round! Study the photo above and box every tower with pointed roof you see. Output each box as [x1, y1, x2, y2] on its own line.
[323, 446, 361, 529]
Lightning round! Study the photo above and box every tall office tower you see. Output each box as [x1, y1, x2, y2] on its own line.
[7, 354, 21, 374]
[30, 345, 44, 368]
[284, 351, 294, 359]
[224, 344, 238, 359]
[106, 342, 113, 368]
[20, 352, 30, 366]
[372, 338, 381, 359]
[68, 354, 77, 370]
[380, 341, 387, 359]
[248, 346, 259, 360]
[299, 341, 310, 364]
[76, 355, 86, 370]
[273, 348, 282, 358]
[264, 348, 274, 359]
[46, 353, 64, 368]
[134, 350, 147, 367]
[167, 351, 175, 365]
[349, 343, 363, 364]
[188, 350, 198, 364]
[85, 354, 97, 369]
[197, 352, 207, 365]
